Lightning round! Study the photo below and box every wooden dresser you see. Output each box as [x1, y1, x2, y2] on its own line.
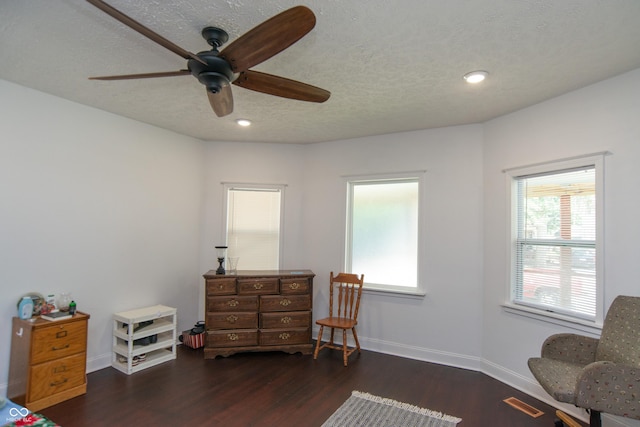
[204, 270, 314, 359]
[8, 312, 90, 412]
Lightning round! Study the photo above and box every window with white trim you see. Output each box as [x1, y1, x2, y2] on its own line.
[223, 183, 284, 270]
[507, 155, 604, 322]
[345, 172, 424, 293]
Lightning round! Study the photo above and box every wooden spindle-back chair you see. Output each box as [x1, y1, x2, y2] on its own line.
[313, 272, 364, 366]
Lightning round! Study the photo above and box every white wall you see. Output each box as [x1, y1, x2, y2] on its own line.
[0, 80, 205, 389]
[482, 68, 640, 426]
[301, 126, 485, 368]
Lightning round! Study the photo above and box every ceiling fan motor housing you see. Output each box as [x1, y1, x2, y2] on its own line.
[189, 51, 235, 93]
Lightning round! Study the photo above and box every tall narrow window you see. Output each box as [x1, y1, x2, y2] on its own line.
[507, 155, 604, 322]
[224, 184, 284, 270]
[346, 173, 424, 293]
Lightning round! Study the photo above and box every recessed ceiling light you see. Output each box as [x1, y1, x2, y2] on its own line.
[463, 70, 488, 84]
[236, 119, 251, 127]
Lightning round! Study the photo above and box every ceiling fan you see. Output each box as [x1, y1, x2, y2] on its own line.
[86, 0, 330, 117]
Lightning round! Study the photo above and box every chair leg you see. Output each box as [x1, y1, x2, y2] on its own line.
[343, 329, 348, 366]
[329, 328, 335, 346]
[589, 410, 601, 427]
[313, 325, 324, 359]
[352, 327, 360, 353]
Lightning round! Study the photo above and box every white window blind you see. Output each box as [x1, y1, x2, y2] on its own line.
[513, 166, 597, 320]
[225, 185, 283, 270]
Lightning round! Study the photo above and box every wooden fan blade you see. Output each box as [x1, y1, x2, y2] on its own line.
[233, 70, 330, 103]
[219, 6, 316, 73]
[86, 0, 206, 65]
[89, 70, 191, 80]
[207, 86, 234, 117]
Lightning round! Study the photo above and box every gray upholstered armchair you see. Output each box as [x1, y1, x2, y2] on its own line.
[528, 295, 640, 427]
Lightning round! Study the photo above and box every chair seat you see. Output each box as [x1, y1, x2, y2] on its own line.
[316, 316, 357, 329]
[528, 357, 587, 404]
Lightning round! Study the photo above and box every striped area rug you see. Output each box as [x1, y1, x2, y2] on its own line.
[322, 391, 462, 427]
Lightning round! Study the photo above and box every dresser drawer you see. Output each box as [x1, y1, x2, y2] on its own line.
[206, 278, 237, 295]
[207, 330, 258, 347]
[237, 278, 279, 295]
[31, 321, 87, 364]
[207, 312, 258, 330]
[29, 353, 86, 402]
[261, 311, 311, 329]
[260, 295, 311, 312]
[260, 328, 310, 346]
[207, 296, 258, 312]
[280, 278, 311, 295]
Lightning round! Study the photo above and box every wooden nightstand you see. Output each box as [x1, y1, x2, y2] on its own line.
[7, 312, 90, 412]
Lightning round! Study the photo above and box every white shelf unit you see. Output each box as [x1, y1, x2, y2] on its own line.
[112, 304, 177, 375]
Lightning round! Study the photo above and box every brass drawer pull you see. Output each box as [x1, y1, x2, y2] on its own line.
[56, 330, 68, 338]
[279, 298, 291, 307]
[226, 315, 238, 323]
[289, 282, 300, 290]
[50, 378, 68, 387]
[227, 300, 239, 307]
[218, 284, 224, 290]
[279, 333, 290, 340]
[254, 283, 264, 290]
[227, 333, 239, 341]
[52, 344, 70, 351]
[281, 316, 292, 324]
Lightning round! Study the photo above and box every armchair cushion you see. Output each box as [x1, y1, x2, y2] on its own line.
[576, 361, 640, 420]
[540, 333, 599, 365]
[528, 357, 587, 404]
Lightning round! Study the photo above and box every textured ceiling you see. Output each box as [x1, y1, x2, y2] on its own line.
[2, 0, 640, 144]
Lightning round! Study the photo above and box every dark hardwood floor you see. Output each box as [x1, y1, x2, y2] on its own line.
[40, 345, 585, 426]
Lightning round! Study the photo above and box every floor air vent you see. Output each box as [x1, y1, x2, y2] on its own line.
[503, 397, 544, 418]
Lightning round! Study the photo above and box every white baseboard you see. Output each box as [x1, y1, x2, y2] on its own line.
[87, 352, 112, 373]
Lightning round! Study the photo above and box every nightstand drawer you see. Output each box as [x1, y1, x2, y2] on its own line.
[31, 320, 87, 364]
[29, 353, 86, 402]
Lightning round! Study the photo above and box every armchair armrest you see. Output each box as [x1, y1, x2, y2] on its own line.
[576, 361, 640, 419]
[540, 333, 599, 365]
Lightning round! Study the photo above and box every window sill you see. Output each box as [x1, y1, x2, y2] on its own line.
[363, 285, 426, 299]
[502, 303, 602, 336]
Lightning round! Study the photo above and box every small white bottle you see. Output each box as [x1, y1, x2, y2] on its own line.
[18, 296, 33, 320]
